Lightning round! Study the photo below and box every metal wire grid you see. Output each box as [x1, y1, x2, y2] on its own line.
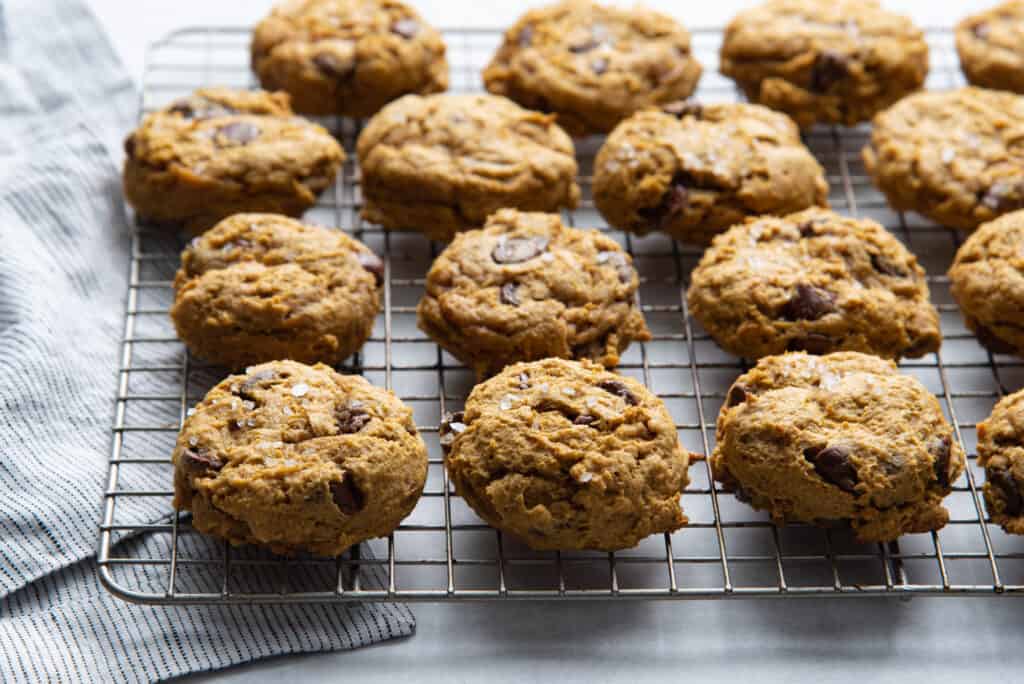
[96, 25, 1024, 605]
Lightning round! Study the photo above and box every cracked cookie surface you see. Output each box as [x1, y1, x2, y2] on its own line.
[687, 208, 941, 361]
[443, 358, 692, 551]
[417, 209, 650, 379]
[977, 388, 1024, 534]
[719, 0, 928, 128]
[123, 88, 344, 233]
[172, 360, 428, 556]
[593, 102, 829, 245]
[713, 352, 964, 543]
[251, 0, 448, 117]
[956, 1, 1024, 95]
[482, 0, 701, 136]
[171, 213, 381, 369]
[356, 93, 581, 240]
[948, 209, 1024, 356]
[863, 87, 1024, 231]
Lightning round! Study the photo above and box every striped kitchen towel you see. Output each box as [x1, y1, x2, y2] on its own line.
[0, 0, 414, 681]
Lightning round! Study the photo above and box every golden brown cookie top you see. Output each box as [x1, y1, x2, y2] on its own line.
[977, 388, 1024, 532]
[956, 1, 1024, 81]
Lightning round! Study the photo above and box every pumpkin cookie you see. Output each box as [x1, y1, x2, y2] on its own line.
[977, 388, 1024, 534]
[713, 352, 964, 543]
[417, 209, 650, 379]
[956, 1, 1024, 95]
[173, 360, 428, 556]
[171, 213, 381, 368]
[482, 0, 701, 136]
[251, 0, 448, 117]
[123, 88, 343, 233]
[687, 208, 941, 360]
[443, 358, 692, 551]
[593, 102, 828, 245]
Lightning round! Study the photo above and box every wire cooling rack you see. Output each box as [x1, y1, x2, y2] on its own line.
[97, 25, 1024, 605]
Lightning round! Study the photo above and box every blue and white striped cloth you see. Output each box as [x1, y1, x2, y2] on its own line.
[0, 1, 413, 680]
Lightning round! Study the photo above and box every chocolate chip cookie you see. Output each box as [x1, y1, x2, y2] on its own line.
[593, 102, 829, 245]
[356, 94, 581, 240]
[719, 0, 929, 128]
[948, 209, 1024, 356]
[956, 1, 1024, 95]
[251, 0, 448, 118]
[171, 213, 381, 369]
[123, 88, 344, 233]
[173, 360, 428, 556]
[863, 87, 1024, 231]
[482, 0, 702, 136]
[443, 358, 692, 551]
[687, 208, 941, 361]
[977, 388, 1024, 534]
[417, 209, 650, 379]
[714, 352, 964, 542]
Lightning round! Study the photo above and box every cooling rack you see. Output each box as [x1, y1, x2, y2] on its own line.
[97, 25, 1024, 605]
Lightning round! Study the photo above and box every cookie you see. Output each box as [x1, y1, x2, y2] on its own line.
[713, 352, 964, 542]
[956, 1, 1024, 94]
[482, 0, 701, 136]
[687, 208, 941, 361]
[172, 360, 427, 556]
[417, 209, 650, 379]
[593, 102, 829, 245]
[977, 388, 1024, 534]
[170, 213, 381, 368]
[443, 358, 692, 551]
[123, 88, 344, 233]
[863, 87, 1024, 231]
[356, 94, 581, 241]
[251, 0, 448, 118]
[719, 0, 928, 128]
[948, 210, 1024, 356]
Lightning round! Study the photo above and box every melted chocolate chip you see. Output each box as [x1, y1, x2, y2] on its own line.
[183, 448, 224, 472]
[336, 403, 371, 434]
[637, 174, 689, 230]
[591, 57, 608, 75]
[598, 251, 633, 284]
[330, 475, 365, 515]
[573, 414, 598, 427]
[726, 384, 747, 408]
[216, 122, 260, 145]
[500, 282, 520, 306]
[492, 236, 549, 264]
[798, 219, 824, 238]
[787, 334, 833, 354]
[781, 284, 835, 321]
[168, 97, 237, 120]
[357, 251, 385, 285]
[661, 101, 702, 119]
[597, 379, 638, 406]
[809, 50, 849, 92]
[313, 52, 355, 79]
[123, 134, 136, 159]
[931, 435, 953, 488]
[391, 18, 419, 39]
[804, 445, 858, 493]
[518, 25, 534, 47]
[990, 468, 1023, 517]
[974, 22, 991, 40]
[870, 253, 908, 278]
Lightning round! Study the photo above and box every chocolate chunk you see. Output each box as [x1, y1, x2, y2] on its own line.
[357, 251, 385, 285]
[591, 57, 608, 75]
[804, 445, 858, 493]
[870, 253, 907, 278]
[573, 414, 598, 427]
[518, 25, 534, 46]
[637, 174, 689, 230]
[216, 122, 260, 145]
[330, 475, 365, 515]
[974, 22, 991, 40]
[168, 97, 236, 120]
[931, 435, 953, 488]
[123, 134, 136, 159]
[809, 50, 849, 92]
[183, 448, 224, 472]
[787, 334, 833, 354]
[661, 101, 702, 119]
[336, 403, 371, 434]
[500, 282, 520, 306]
[597, 251, 633, 284]
[491, 236, 549, 264]
[726, 384, 747, 408]
[974, 323, 1017, 355]
[597, 379, 638, 406]
[990, 468, 1023, 517]
[781, 284, 835, 321]
[798, 219, 824, 237]
[313, 52, 355, 79]
[391, 18, 419, 39]
[439, 410, 466, 451]
[517, 372, 530, 390]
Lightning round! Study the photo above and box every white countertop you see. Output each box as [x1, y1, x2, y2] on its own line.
[83, 1, 1019, 682]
